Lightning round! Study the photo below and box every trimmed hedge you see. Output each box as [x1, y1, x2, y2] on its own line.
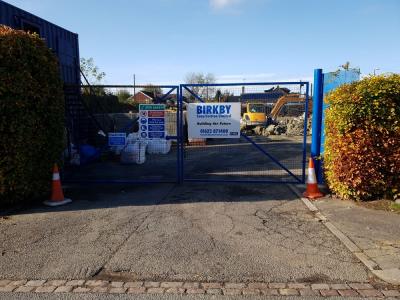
[0, 26, 65, 206]
[324, 74, 400, 201]
[82, 94, 137, 113]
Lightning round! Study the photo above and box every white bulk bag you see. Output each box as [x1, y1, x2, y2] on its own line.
[127, 132, 139, 144]
[120, 141, 147, 164]
[136, 141, 147, 164]
[120, 143, 138, 164]
[146, 139, 171, 154]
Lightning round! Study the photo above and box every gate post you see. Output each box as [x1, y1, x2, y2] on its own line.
[311, 69, 324, 183]
[178, 85, 184, 184]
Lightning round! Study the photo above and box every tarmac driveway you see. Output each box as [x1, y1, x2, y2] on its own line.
[0, 183, 370, 283]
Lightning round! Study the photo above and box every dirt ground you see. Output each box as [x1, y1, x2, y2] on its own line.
[356, 199, 400, 214]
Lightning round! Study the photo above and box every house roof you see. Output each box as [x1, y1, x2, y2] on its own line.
[127, 91, 160, 101]
[264, 87, 291, 94]
[225, 95, 241, 102]
[141, 90, 160, 99]
[241, 87, 290, 103]
[153, 94, 188, 104]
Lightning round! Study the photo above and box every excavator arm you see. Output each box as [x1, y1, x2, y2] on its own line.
[270, 94, 312, 120]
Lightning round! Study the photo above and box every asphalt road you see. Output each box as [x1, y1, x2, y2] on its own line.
[0, 183, 370, 283]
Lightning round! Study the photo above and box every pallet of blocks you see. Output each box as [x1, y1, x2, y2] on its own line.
[188, 138, 207, 146]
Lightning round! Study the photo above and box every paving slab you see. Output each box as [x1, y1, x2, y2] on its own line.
[314, 197, 400, 284]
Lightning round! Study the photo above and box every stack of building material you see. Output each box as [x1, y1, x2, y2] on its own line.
[165, 110, 177, 136]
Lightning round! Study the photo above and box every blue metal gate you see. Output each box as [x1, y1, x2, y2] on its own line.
[64, 82, 309, 185]
[64, 85, 180, 184]
[179, 82, 310, 183]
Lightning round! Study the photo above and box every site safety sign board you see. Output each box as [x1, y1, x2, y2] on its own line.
[108, 132, 126, 146]
[139, 104, 166, 139]
[187, 103, 241, 139]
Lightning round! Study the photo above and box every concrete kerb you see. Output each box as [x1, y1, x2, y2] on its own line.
[288, 184, 400, 286]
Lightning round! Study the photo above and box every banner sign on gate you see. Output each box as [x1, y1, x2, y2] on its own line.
[139, 104, 166, 139]
[187, 103, 241, 139]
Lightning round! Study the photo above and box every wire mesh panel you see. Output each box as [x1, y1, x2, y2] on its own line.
[64, 85, 180, 183]
[180, 82, 310, 183]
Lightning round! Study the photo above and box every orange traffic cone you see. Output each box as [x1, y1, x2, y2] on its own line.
[303, 157, 324, 200]
[43, 164, 72, 206]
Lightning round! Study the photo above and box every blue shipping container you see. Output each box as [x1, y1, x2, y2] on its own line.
[0, 0, 80, 85]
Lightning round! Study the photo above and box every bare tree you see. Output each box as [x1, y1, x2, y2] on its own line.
[184, 72, 216, 101]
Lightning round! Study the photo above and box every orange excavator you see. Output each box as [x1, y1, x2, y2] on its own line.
[269, 93, 312, 120]
[241, 94, 312, 129]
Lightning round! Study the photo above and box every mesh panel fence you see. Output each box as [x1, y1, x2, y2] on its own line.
[181, 82, 310, 183]
[64, 82, 310, 184]
[64, 85, 179, 183]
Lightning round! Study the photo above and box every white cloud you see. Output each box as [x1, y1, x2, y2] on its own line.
[210, 0, 243, 10]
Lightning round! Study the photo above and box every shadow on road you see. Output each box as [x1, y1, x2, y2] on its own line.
[2, 182, 299, 217]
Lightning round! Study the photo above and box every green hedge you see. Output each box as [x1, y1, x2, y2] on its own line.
[0, 26, 65, 206]
[324, 74, 400, 201]
[82, 94, 137, 113]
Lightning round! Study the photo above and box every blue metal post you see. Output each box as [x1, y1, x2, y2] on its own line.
[176, 86, 181, 184]
[178, 85, 184, 183]
[302, 82, 310, 184]
[311, 69, 324, 182]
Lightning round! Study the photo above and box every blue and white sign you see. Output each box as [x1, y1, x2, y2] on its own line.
[108, 132, 126, 146]
[149, 132, 166, 139]
[139, 104, 166, 139]
[148, 118, 164, 125]
[188, 103, 241, 139]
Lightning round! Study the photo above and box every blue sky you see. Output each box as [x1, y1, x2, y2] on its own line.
[5, 0, 400, 84]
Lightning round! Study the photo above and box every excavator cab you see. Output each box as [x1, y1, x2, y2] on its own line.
[241, 103, 267, 128]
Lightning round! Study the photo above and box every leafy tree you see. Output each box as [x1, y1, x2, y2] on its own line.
[116, 89, 132, 103]
[214, 89, 222, 102]
[222, 91, 234, 102]
[336, 61, 360, 73]
[80, 57, 106, 95]
[341, 61, 351, 70]
[80, 57, 106, 84]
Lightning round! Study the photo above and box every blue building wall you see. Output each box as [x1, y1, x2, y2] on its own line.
[0, 0, 80, 85]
